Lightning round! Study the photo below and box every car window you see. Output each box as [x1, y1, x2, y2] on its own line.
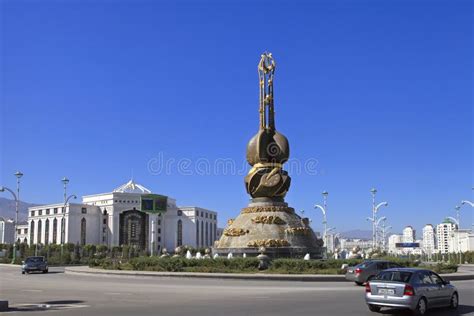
[417, 272, 433, 285]
[376, 262, 387, 270]
[389, 262, 401, 268]
[356, 262, 372, 269]
[430, 273, 444, 285]
[375, 271, 412, 282]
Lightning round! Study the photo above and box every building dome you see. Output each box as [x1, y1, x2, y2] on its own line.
[113, 179, 152, 194]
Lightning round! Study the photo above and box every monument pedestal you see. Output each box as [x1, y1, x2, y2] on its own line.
[214, 198, 322, 258]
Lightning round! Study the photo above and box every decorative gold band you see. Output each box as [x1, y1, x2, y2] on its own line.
[241, 206, 295, 214]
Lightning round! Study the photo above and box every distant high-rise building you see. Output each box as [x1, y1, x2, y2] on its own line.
[436, 219, 457, 254]
[422, 224, 436, 256]
[402, 226, 415, 243]
[388, 234, 402, 254]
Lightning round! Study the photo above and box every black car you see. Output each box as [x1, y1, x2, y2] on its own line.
[21, 256, 49, 274]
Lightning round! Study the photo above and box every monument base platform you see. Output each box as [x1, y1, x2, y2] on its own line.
[214, 199, 323, 259]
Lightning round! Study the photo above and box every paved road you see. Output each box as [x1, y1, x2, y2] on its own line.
[1, 265, 473, 316]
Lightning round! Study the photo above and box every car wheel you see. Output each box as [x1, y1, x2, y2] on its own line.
[43, 269, 48, 273]
[413, 297, 427, 315]
[450, 293, 458, 309]
[355, 281, 363, 286]
[368, 304, 381, 312]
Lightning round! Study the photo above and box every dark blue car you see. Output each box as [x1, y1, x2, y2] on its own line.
[21, 256, 48, 274]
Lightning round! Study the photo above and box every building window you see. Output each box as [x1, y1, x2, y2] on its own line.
[205, 213, 208, 218]
[53, 218, 58, 244]
[158, 237, 161, 242]
[81, 208, 87, 214]
[30, 221, 35, 245]
[177, 210, 182, 216]
[54, 208, 58, 214]
[201, 212, 204, 217]
[103, 219, 107, 224]
[195, 210, 199, 216]
[214, 223, 217, 242]
[31, 211, 35, 217]
[37, 219, 42, 244]
[158, 220, 161, 225]
[201, 221, 204, 248]
[38, 210, 43, 216]
[205, 222, 209, 246]
[44, 219, 50, 245]
[196, 220, 199, 247]
[80, 218, 86, 245]
[46, 209, 50, 215]
[177, 220, 183, 246]
[158, 228, 161, 234]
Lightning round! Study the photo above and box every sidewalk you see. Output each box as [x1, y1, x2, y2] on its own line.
[65, 265, 474, 282]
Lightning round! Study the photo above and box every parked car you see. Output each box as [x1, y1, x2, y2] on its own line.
[365, 268, 458, 315]
[345, 260, 403, 285]
[21, 256, 49, 274]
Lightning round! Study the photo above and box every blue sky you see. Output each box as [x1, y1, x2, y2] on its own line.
[1, 0, 472, 236]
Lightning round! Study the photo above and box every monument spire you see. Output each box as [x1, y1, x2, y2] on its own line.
[258, 52, 276, 130]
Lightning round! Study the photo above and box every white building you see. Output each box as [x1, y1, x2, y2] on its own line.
[340, 238, 372, 252]
[0, 217, 15, 244]
[450, 229, 474, 253]
[436, 219, 456, 254]
[402, 226, 415, 243]
[388, 234, 402, 255]
[16, 222, 29, 243]
[26, 180, 218, 253]
[422, 224, 436, 256]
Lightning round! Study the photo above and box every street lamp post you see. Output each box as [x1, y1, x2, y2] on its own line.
[0, 179, 22, 263]
[314, 191, 329, 257]
[455, 206, 462, 265]
[368, 188, 388, 250]
[375, 216, 387, 250]
[60, 177, 76, 264]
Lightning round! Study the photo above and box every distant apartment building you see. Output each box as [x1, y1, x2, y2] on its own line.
[388, 234, 402, 254]
[422, 224, 436, 256]
[402, 226, 415, 243]
[340, 238, 372, 252]
[436, 219, 456, 254]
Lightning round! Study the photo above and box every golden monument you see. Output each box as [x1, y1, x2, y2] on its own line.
[214, 53, 323, 258]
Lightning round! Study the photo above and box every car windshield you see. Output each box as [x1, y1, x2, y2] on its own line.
[375, 271, 412, 283]
[26, 257, 44, 263]
[355, 262, 372, 269]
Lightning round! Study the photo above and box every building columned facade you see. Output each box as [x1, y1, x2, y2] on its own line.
[0, 217, 15, 244]
[25, 180, 218, 253]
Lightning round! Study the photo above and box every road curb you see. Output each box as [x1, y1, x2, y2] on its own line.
[65, 266, 347, 282]
[64, 266, 474, 282]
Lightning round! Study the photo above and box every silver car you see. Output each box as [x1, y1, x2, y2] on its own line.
[365, 268, 458, 315]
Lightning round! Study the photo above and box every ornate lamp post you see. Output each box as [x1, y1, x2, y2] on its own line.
[314, 191, 329, 257]
[368, 188, 388, 250]
[60, 177, 76, 264]
[0, 171, 23, 264]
